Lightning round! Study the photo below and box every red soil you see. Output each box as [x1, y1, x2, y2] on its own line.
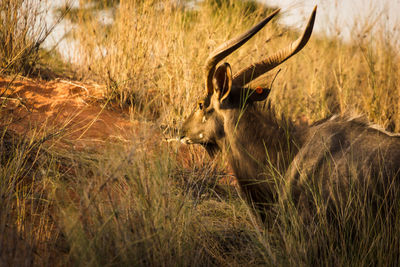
[1, 76, 134, 149]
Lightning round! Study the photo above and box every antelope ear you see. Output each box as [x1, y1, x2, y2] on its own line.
[213, 63, 232, 102]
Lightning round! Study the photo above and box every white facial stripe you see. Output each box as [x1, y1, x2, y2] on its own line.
[202, 116, 206, 123]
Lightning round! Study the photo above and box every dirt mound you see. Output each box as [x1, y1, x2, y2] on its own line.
[1, 76, 135, 149]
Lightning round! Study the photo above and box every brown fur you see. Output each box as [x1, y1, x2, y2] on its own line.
[179, 8, 400, 222]
[284, 115, 400, 219]
[181, 67, 305, 221]
[181, 65, 400, 223]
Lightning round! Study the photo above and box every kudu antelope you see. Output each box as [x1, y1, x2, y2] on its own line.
[179, 7, 400, 222]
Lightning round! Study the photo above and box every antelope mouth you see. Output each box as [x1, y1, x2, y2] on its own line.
[179, 136, 217, 148]
[180, 136, 193, 144]
[179, 135, 219, 156]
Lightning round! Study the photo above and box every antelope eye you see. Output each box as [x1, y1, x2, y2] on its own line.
[198, 101, 204, 110]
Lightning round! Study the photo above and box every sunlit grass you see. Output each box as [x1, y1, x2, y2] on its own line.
[69, 0, 400, 130]
[1, 0, 400, 265]
[0, 0, 70, 77]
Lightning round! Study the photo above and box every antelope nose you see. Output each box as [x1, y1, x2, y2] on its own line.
[180, 136, 191, 144]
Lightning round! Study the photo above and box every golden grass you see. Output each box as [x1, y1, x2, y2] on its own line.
[70, 0, 400, 130]
[0, 0, 42, 75]
[2, 0, 400, 265]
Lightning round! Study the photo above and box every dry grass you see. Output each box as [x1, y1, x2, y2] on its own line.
[0, 0, 70, 78]
[69, 0, 400, 130]
[1, 0, 400, 265]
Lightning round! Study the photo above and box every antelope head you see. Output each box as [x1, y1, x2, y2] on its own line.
[180, 7, 317, 157]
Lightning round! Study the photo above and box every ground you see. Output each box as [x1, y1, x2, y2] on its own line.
[1, 76, 134, 149]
